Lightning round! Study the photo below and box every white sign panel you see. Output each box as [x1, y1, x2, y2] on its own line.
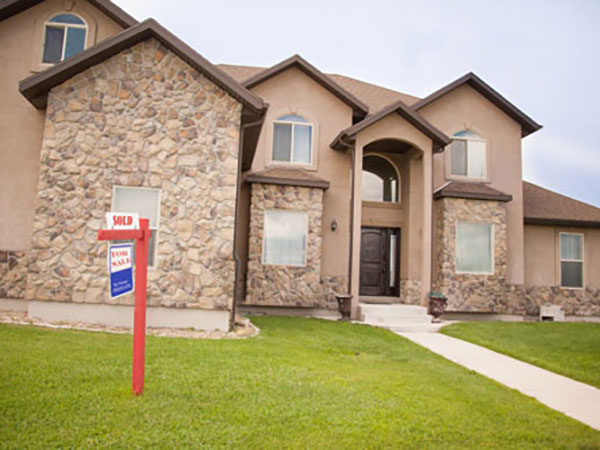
[108, 244, 134, 298]
[106, 212, 140, 230]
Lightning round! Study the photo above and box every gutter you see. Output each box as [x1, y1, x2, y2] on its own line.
[231, 115, 265, 330]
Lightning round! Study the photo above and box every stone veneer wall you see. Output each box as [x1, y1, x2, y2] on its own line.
[23, 38, 242, 311]
[0, 251, 27, 299]
[244, 183, 347, 309]
[400, 279, 422, 305]
[433, 197, 527, 314]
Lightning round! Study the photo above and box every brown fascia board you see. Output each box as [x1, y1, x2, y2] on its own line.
[19, 18, 266, 114]
[413, 72, 542, 138]
[244, 173, 330, 190]
[331, 99, 451, 151]
[242, 54, 369, 120]
[433, 189, 513, 203]
[524, 217, 600, 229]
[0, 0, 137, 27]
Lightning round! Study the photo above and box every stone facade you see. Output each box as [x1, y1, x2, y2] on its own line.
[244, 183, 344, 308]
[0, 251, 27, 299]
[524, 286, 600, 317]
[400, 279, 422, 305]
[433, 197, 527, 314]
[24, 38, 242, 311]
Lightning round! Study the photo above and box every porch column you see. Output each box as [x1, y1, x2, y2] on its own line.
[421, 146, 433, 304]
[350, 144, 363, 318]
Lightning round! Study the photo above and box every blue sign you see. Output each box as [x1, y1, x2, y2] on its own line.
[109, 244, 134, 298]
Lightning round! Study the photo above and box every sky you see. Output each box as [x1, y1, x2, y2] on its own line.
[114, 0, 600, 207]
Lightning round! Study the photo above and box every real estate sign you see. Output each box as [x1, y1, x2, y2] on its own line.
[108, 243, 134, 298]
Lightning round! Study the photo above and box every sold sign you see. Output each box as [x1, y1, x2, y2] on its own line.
[106, 212, 140, 230]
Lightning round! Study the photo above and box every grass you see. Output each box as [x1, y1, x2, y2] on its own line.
[442, 321, 600, 389]
[1, 317, 598, 448]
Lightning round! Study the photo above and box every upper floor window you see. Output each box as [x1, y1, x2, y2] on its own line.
[362, 154, 399, 203]
[272, 114, 312, 164]
[42, 14, 87, 64]
[560, 233, 584, 288]
[450, 131, 486, 179]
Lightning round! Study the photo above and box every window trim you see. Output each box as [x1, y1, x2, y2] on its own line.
[111, 185, 162, 269]
[270, 115, 314, 166]
[559, 232, 584, 289]
[361, 153, 401, 204]
[41, 12, 88, 64]
[261, 209, 308, 268]
[455, 221, 495, 275]
[447, 131, 489, 181]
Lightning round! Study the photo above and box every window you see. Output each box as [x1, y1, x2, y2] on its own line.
[262, 210, 307, 266]
[112, 187, 161, 267]
[42, 13, 87, 64]
[456, 222, 493, 274]
[362, 154, 399, 202]
[272, 114, 313, 164]
[560, 233, 583, 288]
[450, 131, 487, 179]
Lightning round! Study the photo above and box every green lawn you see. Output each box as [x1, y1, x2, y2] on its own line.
[1, 317, 598, 448]
[442, 322, 600, 388]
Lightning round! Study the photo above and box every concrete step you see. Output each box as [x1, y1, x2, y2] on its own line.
[360, 296, 401, 304]
[359, 303, 428, 316]
[363, 314, 433, 325]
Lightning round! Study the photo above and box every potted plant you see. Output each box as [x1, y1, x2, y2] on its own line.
[428, 291, 447, 322]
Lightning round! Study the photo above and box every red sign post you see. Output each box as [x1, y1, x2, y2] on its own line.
[98, 217, 151, 395]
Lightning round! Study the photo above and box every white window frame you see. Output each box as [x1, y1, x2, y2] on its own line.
[42, 13, 88, 64]
[261, 209, 308, 267]
[111, 186, 161, 269]
[455, 222, 494, 275]
[559, 232, 584, 289]
[449, 132, 488, 180]
[271, 116, 314, 165]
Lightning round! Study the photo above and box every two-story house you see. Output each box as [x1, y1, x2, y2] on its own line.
[1, 0, 599, 330]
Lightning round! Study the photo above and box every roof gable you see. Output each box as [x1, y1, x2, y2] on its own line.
[0, 0, 137, 28]
[19, 18, 266, 114]
[331, 98, 450, 151]
[413, 72, 542, 137]
[242, 54, 369, 121]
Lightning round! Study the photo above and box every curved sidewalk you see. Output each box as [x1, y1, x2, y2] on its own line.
[399, 332, 600, 431]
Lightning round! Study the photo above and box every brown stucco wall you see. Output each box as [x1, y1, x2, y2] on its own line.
[0, 0, 125, 252]
[244, 183, 346, 308]
[419, 84, 526, 286]
[523, 224, 600, 316]
[245, 67, 354, 289]
[20, 38, 242, 311]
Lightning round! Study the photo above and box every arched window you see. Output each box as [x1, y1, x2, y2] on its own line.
[362, 155, 399, 203]
[42, 13, 87, 64]
[450, 130, 487, 179]
[272, 114, 313, 164]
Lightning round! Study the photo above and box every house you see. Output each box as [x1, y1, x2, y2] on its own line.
[1, 0, 599, 331]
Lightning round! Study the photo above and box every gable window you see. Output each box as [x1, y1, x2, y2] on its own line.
[112, 186, 161, 268]
[362, 154, 399, 203]
[262, 210, 307, 266]
[456, 222, 493, 274]
[450, 131, 487, 179]
[42, 13, 87, 64]
[272, 114, 313, 164]
[560, 233, 584, 288]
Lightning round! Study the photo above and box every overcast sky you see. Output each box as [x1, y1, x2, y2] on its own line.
[115, 0, 599, 207]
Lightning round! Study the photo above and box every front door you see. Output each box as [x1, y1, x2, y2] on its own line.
[359, 227, 400, 297]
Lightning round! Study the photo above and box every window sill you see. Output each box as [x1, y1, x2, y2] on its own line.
[266, 161, 317, 172]
[447, 175, 490, 183]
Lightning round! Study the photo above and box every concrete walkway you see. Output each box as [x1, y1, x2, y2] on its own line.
[399, 332, 600, 431]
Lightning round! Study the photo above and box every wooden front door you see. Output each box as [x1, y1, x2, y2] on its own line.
[359, 227, 400, 297]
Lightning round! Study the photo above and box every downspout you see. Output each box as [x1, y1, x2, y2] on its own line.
[231, 116, 264, 330]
